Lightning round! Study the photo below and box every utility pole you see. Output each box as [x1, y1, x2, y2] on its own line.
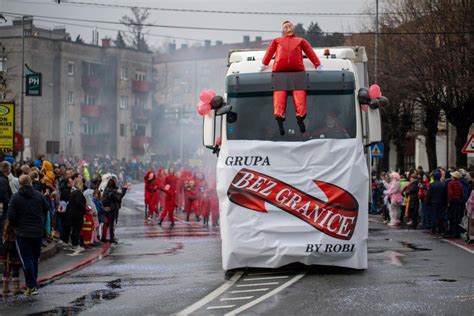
[20, 16, 25, 161]
[374, 0, 379, 83]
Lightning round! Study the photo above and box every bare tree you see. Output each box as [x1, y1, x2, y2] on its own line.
[120, 7, 150, 52]
[382, 0, 473, 168]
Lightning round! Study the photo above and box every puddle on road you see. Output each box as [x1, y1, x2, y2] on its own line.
[399, 241, 431, 251]
[29, 279, 122, 315]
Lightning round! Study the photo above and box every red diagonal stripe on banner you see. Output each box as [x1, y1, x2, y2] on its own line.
[227, 168, 359, 240]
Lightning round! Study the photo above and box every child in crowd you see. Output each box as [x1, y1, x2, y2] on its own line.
[1, 221, 22, 296]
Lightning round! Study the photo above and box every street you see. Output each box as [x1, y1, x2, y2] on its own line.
[1, 184, 472, 315]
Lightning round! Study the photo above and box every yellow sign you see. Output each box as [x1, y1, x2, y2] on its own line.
[0, 102, 15, 151]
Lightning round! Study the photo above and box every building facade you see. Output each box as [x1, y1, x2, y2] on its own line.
[0, 18, 153, 161]
[152, 36, 268, 162]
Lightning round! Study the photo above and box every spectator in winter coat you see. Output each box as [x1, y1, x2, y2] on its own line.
[8, 175, 49, 296]
[0, 162, 13, 230]
[447, 171, 464, 238]
[426, 171, 447, 236]
[68, 178, 87, 251]
[101, 178, 128, 243]
[385, 172, 403, 226]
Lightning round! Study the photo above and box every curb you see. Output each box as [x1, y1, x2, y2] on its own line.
[33, 242, 112, 288]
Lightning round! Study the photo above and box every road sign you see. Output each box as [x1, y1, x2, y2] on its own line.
[0, 102, 15, 151]
[461, 134, 474, 154]
[370, 142, 384, 158]
[26, 72, 42, 96]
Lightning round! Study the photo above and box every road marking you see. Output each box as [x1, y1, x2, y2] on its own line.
[207, 305, 236, 310]
[230, 288, 269, 294]
[220, 296, 254, 301]
[247, 271, 291, 276]
[225, 272, 306, 316]
[176, 271, 243, 316]
[236, 282, 280, 287]
[442, 239, 474, 254]
[244, 275, 289, 281]
[383, 250, 406, 266]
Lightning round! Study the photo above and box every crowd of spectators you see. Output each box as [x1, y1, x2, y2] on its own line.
[371, 166, 474, 242]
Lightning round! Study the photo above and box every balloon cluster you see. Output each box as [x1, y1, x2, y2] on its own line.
[358, 84, 389, 112]
[197, 89, 216, 116]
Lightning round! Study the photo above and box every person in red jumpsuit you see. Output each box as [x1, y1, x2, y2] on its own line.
[165, 167, 178, 214]
[159, 184, 176, 227]
[184, 179, 199, 222]
[261, 20, 321, 135]
[144, 170, 160, 222]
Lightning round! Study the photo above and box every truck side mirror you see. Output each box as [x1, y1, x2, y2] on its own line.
[202, 110, 216, 148]
[368, 107, 382, 144]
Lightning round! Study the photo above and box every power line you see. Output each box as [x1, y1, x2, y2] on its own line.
[18, 0, 379, 17]
[2, 11, 279, 33]
[3, 12, 472, 36]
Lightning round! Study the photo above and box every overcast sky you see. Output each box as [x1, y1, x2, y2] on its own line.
[1, 0, 378, 49]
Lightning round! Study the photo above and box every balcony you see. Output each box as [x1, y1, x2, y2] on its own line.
[132, 135, 150, 150]
[132, 80, 150, 93]
[81, 104, 101, 117]
[82, 75, 101, 91]
[132, 108, 151, 122]
[81, 134, 98, 147]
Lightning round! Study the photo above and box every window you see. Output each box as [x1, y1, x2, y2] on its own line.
[227, 93, 356, 142]
[81, 117, 97, 135]
[67, 62, 75, 76]
[67, 91, 74, 105]
[135, 71, 146, 81]
[0, 57, 6, 72]
[121, 67, 129, 80]
[120, 96, 128, 109]
[120, 124, 126, 137]
[84, 95, 96, 105]
[67, 121, 74, 134]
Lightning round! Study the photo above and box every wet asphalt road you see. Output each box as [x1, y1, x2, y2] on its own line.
[1, 185, 473, 315]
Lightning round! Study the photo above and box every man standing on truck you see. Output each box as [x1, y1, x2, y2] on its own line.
[261, 20, 321, 136]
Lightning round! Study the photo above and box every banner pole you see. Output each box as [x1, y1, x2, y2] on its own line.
[20, 16, 25, 162]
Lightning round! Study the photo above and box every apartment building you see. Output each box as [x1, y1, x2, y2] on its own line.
[0, 17, 153, 160]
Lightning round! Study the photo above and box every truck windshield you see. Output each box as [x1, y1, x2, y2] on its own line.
[226, 92, 356, 142]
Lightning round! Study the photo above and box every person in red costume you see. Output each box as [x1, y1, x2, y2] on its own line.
[165, 167, 178, 213]
[159, 184, 176, 227]
[144, 171, 160, 222]
[184, 179, 199, 222]
[261, 20, 321, 135]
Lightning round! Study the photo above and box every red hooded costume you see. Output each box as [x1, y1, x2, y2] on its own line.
[144, 171, 160, 217]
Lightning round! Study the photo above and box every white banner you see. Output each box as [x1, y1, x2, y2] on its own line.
[217, 139, 369, 270]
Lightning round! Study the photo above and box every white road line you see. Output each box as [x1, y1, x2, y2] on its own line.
[236, 282, 280, 287]
[176, 271, 243, 316]
[244, 275, 289, 281]
[207, 305, 236, 310]
[247, 271, 291, 276]
[230, 288, 269, 294]
[225, 272, 306, 316]
[442, 239, 474, 254]
[220, 296, 254, 301]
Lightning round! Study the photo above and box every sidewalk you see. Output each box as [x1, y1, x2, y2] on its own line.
[18, 242, 112, 289]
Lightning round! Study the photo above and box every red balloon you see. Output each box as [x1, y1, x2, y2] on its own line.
[197, 101, 211, 116]
[199, 89, 216, 104]
[369, 84, 381, 99]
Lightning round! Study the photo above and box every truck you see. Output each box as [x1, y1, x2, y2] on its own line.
[202, 47, 382, 270]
